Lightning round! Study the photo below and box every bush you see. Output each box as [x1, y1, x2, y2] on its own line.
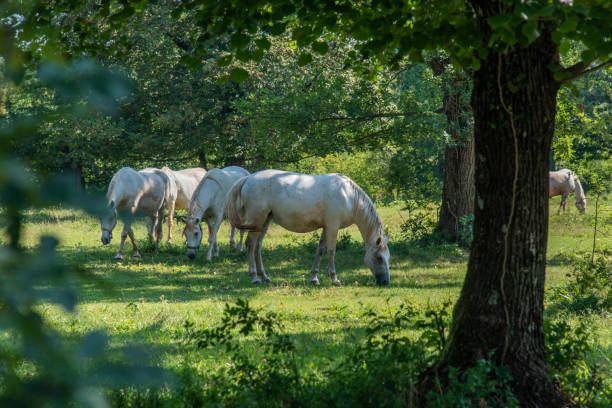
[545, 319, 612, 407]
[551, 254, 611, 313]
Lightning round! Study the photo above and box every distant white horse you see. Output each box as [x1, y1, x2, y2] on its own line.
[226, 170, 390, 285]
[549, 169, 586, 214]
[161, 166, 207, 243]
[184, 166, 250, 260]
[100, 167, 170, 260]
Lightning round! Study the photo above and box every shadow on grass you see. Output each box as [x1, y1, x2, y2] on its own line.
[44, 232, 466, 306]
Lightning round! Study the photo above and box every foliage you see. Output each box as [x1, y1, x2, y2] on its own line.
[399, 202, 440, 244]
[0, 56, 164, 406]
[180, 299, 302, 407]
[426, 355, 519, 408]
[457, 213, 474, 248]
[551, 255, 611, 313]
[545, 319, 612, 407]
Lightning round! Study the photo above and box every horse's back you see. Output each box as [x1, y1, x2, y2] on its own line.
[222, 166, 250, 180]
[549, 169, 574, 196]
[241, 170, 356, 232]
[136, 168, 170, 213]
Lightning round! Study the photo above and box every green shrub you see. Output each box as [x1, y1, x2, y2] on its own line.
[545, 319, 611, 407]
[551, 255, 611, 313]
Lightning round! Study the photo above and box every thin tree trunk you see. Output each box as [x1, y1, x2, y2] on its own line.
[432, 3, 568, 406]
[198, 150, 208, 170]
[429, 58, 475, 241]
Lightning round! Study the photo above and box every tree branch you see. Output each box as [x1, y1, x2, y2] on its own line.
[561, 60, 612, 83]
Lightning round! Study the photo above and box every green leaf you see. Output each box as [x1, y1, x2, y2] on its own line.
[297, 52, 313, 66]
[179, 54, 201, 69]
[487, 14, 513, 30]
[236, 48, 252, 63]
[559, 40, 570, 55]
[252, 48, 265, 62]
[216, 75, 229, 85]
[255, 38, 271, 50]
[269, 22, 287, 35]
[216, 55, 233, 67]
[521, 20, 540, 44]
[580, 49, 597, 63]
[230, 67, 249, 83]
[559, 15, 578, 33]
[230, 33, 250, 50]
[312, 41, 329, 55]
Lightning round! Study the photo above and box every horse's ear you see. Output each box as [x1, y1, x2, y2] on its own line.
[385, 234, 390, 245]
[108, 200, 115, 209]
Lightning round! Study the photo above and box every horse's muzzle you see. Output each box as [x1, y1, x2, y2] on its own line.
[376, 276, 390, 286]
[187, 251, 196, 260]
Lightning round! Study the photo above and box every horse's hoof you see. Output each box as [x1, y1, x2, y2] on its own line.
[262, 275, 271, 283]
[251, 277, 262, 284]
[113, 255, 123, 261]
[332, 279, 341, 286]
[132, 252, 141, 258]
[311, 277, 320, 286]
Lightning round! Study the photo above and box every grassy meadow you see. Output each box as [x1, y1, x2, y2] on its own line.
[2, 196, 610, 393]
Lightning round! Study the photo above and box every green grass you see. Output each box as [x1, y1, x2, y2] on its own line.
[2, 197, 611, 383]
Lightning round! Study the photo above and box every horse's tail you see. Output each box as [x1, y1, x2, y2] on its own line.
[225, 176, 250, 229]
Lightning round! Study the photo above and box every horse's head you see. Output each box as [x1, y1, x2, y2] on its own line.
[100, 201, 117, 245]
[184, 216, 203, 259]
[365, 235, 390, 286]
[575, 198, 586, 213]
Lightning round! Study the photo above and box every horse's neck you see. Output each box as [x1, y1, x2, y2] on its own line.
[192, 179, 223, 214]
[353, 199, 382, 248]
[574, 177, 585, 201]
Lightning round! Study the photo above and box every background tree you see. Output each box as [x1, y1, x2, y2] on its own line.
[168, 0, 612, 405]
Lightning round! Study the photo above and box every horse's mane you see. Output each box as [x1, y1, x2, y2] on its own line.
[573, 174, 586, 203]
[342, 175, 384, 240]
[188, 169, 226, 217]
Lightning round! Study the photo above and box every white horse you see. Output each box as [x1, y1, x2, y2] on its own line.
[226, 170, 390, 285]
[100, 167, 170, 260]
[549, 169, 586, 214]
[184, 166, 250, 260]
[161, 166, 207, 243]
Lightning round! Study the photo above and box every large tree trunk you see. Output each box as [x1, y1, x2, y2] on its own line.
[435, 4, 568, 406]
[429, 58, 475, 241]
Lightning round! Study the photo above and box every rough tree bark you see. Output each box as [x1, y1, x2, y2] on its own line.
[433, 3, 568, 406]
[429, 57, 475, 241]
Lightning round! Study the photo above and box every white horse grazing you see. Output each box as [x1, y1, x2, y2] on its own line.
[184, 166, 250, 260]
[100, 167, 170, 260]
[161, 167, 207, 243]
[226, 170, 390, 285]
[549, 169, 586, 214]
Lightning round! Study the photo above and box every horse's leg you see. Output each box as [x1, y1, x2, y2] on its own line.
[154, 208, 164, 253]
[145, 217, 154, 241]
[310, 229, 327, 285]
[246, 231, 261, 284]
[255, 215, 272, 283]
[127, 226, 140, 258]
[205, 218, 214, 261]
[559, 193, 567, 214]
[210, 214, 223, 258]
[229, 225, 236, 250]
[325, 226, 340, 285]
[166, 199, 175, 244]
[114, 224, 129, 261]
[238, 229, 245, 251]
